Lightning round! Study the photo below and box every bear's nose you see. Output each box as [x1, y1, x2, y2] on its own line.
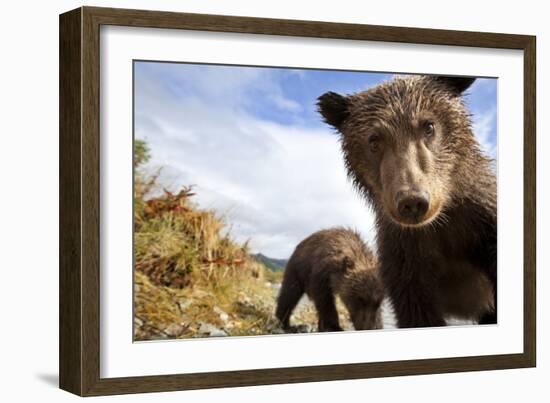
[395, 190, 430, 221]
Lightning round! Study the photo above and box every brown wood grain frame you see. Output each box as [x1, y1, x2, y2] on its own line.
[59, 6, 536, 396]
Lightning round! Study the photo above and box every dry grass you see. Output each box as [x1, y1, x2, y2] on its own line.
[133, 140, 283, 340]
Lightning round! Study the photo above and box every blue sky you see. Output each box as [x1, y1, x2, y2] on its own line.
[135, 61, 497, 258]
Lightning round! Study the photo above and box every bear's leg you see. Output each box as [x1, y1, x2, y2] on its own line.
[380, 254, 446, 328]
[389, 282, 446, 328]
[479, 273, 497, 325]
[313, 292, 342, 332]
[479, 310, 496, 325]
[276, 277, 304, 331]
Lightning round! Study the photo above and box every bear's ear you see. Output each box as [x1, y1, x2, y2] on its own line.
[433, 76, 476, 95]
[317, 91, 350, 130]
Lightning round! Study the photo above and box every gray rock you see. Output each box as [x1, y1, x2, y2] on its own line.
[294, 324, 313, 333]
[198, 322, 228, 337]
[164, 323, 185, 337]
[213, 306, 229, 322]
[210, 328, 228, 337]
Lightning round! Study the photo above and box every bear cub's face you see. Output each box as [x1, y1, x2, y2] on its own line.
[346, 294, 383, 330]
[318, 75, 477, 228]
[340, 257, 384, 330]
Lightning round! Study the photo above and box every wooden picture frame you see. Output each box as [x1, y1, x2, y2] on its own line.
[59, 6, 536, 396]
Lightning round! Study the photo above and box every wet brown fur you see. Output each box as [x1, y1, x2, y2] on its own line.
[276, 228, 384, 332]
[318, 75, 496, 328]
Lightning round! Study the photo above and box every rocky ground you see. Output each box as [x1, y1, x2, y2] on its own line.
[134, 270, 399, 341]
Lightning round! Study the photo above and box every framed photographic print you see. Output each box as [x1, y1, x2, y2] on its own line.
[59, 6, 536, 396]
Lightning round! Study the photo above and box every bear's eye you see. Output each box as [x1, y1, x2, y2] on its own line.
[423, 121, 435, 137]
[368, 133, 381, 153]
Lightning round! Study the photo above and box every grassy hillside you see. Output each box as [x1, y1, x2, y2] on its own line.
[253, 253, 288, 272]
[133, 140, 359, 339]
[133, 140, 318, 339]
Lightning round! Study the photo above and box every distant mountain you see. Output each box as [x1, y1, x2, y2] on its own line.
[253, 253, 288, 272]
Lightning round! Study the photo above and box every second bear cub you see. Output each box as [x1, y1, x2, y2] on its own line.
[276, 228, 383, 332]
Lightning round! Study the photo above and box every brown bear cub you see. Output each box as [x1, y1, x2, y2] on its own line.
[318, 75, 496, 328]
[276, 228, 383, 332]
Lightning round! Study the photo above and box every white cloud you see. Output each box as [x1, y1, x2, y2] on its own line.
[472, 106, 497, 159]
[135, 65, 375, 258]
[468, 78, 498, 160]
[268, 93, 302, 113]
